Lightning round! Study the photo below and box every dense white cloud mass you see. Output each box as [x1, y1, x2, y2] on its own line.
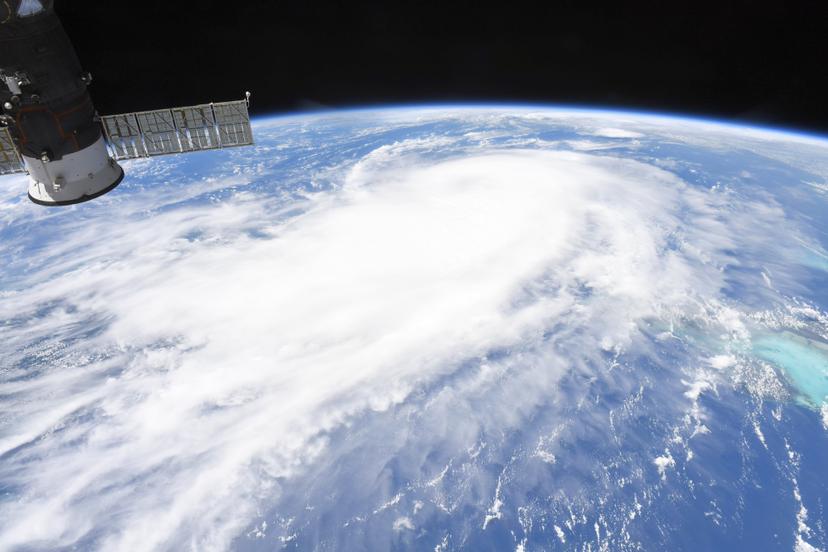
[1, 110, 827, 551]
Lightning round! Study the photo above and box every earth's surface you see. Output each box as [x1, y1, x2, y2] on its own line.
[1, 106, 827, 552]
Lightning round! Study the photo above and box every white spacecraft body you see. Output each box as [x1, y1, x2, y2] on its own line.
[0, 0, 254, 206]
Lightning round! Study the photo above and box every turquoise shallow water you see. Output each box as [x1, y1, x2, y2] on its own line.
[753, 333, 828, 406]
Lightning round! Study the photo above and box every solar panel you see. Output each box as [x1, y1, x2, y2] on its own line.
[135, 109, 180, 156]
[101, 96, 253, 160]
[0, 127, 25, 175]
[101, 113, 146, 160]
[172, 105, 220, 152]
[213, 100, 254, 147]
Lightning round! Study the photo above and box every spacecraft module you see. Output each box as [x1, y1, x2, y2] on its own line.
[0, 0, 254, 206]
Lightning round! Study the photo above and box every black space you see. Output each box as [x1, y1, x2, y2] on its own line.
[56, 1, 828, 134]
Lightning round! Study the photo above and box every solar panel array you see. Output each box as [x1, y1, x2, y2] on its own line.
[0, 127, 25, 175]
[101, 99, 253, 161]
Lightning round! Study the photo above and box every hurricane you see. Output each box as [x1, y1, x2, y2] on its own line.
[1, 107, 827, 551]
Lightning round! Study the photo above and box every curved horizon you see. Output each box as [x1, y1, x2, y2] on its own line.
[251, 102, 828, 145]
